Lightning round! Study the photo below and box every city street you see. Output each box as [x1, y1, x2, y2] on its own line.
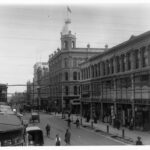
[23, 112, 124, 146]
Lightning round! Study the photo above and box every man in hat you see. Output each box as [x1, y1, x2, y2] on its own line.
[136, 136, 143, 145]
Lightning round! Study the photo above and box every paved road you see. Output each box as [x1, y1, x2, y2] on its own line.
[23, 112, 125, 146]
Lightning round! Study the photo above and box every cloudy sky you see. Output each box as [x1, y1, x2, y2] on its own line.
[0, 2, 150, 94]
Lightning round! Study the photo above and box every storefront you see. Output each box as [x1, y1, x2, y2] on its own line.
[116, 103, 132, 127]
[70, 99, 80, 114]
[134, 104, 150, 131]
[102, 103, 113, 123]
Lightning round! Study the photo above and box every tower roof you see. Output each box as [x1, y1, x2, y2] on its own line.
[61, 18, 72, 35]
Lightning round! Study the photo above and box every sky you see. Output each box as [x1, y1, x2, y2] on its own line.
[0, 1, 150, 95]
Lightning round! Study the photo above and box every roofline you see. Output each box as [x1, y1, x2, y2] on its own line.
[80, 30, 150, 65]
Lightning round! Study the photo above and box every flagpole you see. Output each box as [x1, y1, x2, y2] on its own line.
[66, 7, 69, 20]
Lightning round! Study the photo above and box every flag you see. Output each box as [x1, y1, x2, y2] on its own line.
[67, 6, 72, 13]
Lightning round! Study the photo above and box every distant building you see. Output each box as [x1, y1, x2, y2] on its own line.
[0, 84, 7, 102]
[32, 62, 49, 108]
[80, 31, 150, 131]
[26, 81, 32, 105]
[48, 17, 105, 113]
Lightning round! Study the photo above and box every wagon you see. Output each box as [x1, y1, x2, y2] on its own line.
[26, 126, 44, 146]
[29, 112, 40, 123]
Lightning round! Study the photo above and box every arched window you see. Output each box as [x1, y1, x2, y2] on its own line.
[65, 72, 69, 81]
[91, 65, 94, 78]
[64, 41, 68, 49]
[72, 41, 75, 48]
[65, 86, 69, 95]
[74, 86, 77, 95]
[73, 71, 77, 80]
[78, 72, 80, 80]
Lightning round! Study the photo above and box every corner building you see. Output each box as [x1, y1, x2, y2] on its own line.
[80, 31, 150, 131]
[48, 19, 105, 113]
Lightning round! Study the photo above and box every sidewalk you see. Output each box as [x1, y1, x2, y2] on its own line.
[56, 113, 150, 145]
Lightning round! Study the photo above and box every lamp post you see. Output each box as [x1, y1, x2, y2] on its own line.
[80, 85, 82, 125]
[61, 84, 64, 118]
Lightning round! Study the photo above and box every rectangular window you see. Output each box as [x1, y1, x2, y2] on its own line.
[73, 58, 77, 67]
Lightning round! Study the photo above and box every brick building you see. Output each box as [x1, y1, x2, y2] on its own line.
[80, 31, 150, 131]
[48, 18, 105, 113]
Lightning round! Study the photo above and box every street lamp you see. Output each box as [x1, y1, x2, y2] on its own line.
[80, 85, 82, 125]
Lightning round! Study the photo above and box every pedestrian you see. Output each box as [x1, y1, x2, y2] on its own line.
[45, 123, 51, 138]
[136, 136, 143, 145]
[76, 118, 80, 128]
[67, 118, 71, 129]
[64, 129, 71, 145]
[55, 134, 61, 146]
[129, 117, 134, 130]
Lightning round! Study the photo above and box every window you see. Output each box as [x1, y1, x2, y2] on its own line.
[121, 55, 125, 72]
[64, 58, 69, 68]
[78, 72, 80, 80]
[103, 62, 105, 76]
[73, 58, 77, 67]
[141, 47, 148, 67]
[116, 56, 120, 72]
[127, 53, 131, 70]
[107, 60, 110, 75]
[111, 58, 114, 74]
[135, 50, 139, 69]
[64, 41, 68, 49]
[65, 72, 69, 81]
[65, 86, 69, 95]
[98, 63, 100, 76]
[95, 64, 98, 77]
[91, 65, 94, 77]
[72, 41, 75, 48]
[74, 86, 78, 95]
[73, 71, 77, 80]
[81, 70, 84, 80]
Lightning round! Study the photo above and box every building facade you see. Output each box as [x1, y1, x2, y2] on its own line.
[32, 62, 48, 108]
[0, 84, 7, 102]
[80, 31, 150, 131]
[48, 19, 105, 113]
[36, 65, 49, 110]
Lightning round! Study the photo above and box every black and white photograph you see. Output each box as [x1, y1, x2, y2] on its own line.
[0, 0, 150, 147]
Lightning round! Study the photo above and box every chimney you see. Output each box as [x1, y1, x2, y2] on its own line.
[105, 44, 108, 50]
[87, 43, 90, 48]
[69, 30, 71, 34]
